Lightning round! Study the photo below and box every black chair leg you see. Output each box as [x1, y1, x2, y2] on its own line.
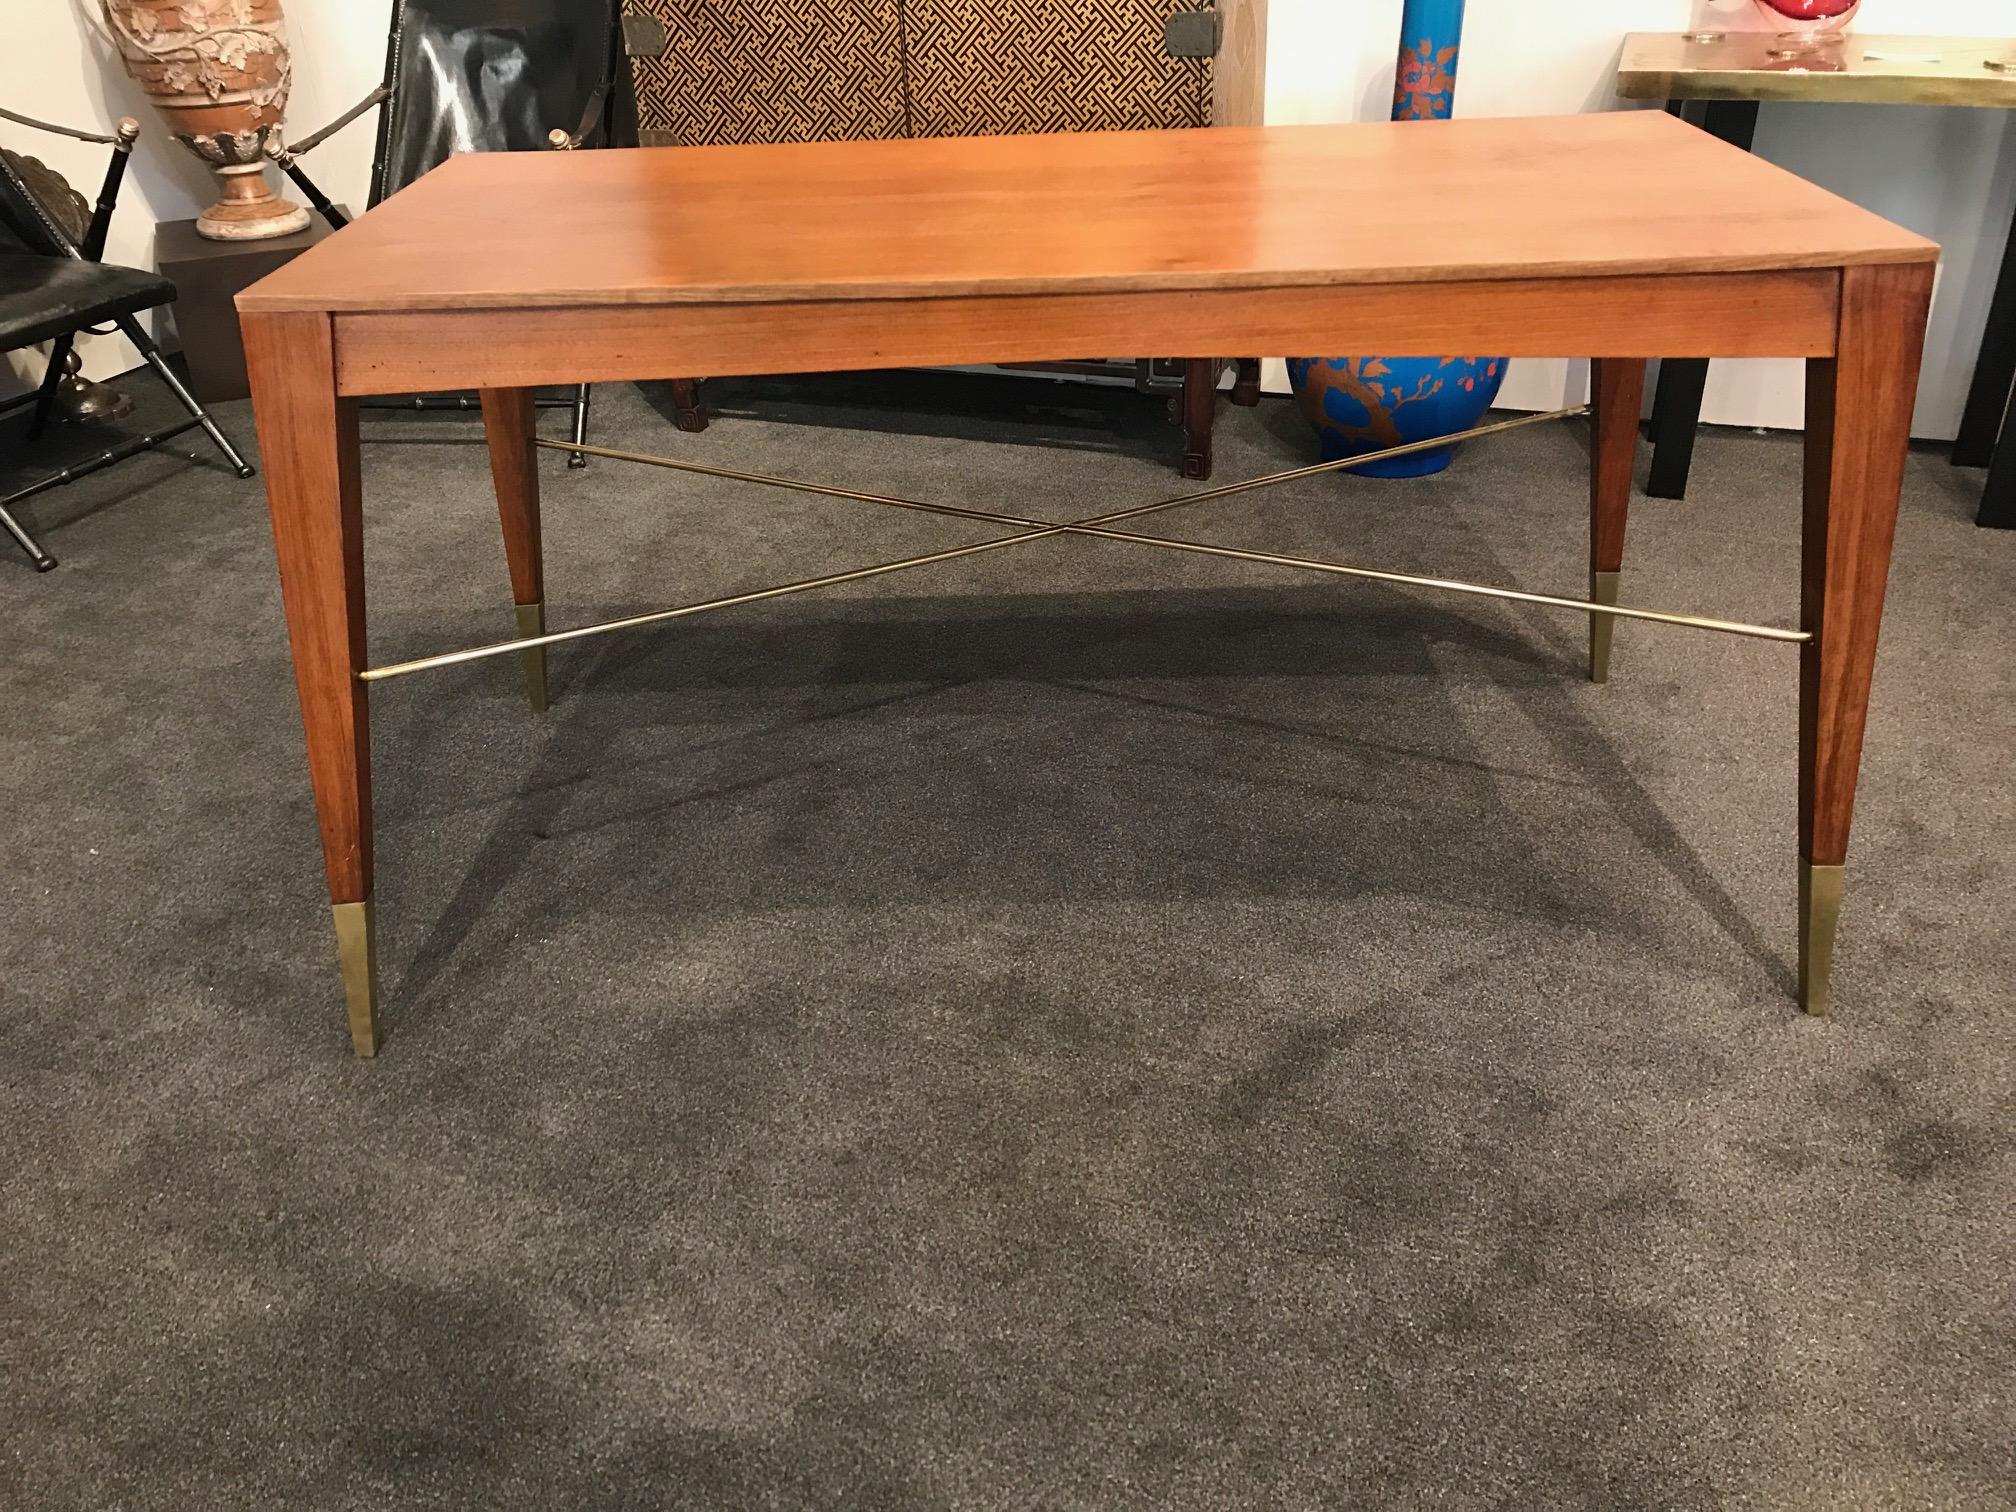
[1956, 196, 2016, 470]
[117, 316, 256, 479]
[1644, 98, 1760, 501]
[567, 382, 590, 468]
[0, 498, 58, 572]
[27, 333, 73, 441]
[1647, 356, 1711, 500]
[1980, 378, 2016, 529]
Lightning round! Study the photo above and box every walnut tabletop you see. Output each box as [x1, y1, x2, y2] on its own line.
[238, 111, 1932, 319]
[1618, 31, 2016, 108]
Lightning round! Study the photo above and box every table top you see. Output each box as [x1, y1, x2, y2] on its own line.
[1618, 31, 2016, 107]
[236, 112, 1935, 317]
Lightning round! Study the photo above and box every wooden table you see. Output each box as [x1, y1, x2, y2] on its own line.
[237, 112, 1935, 1057]
[1617, 31, 2016, 524]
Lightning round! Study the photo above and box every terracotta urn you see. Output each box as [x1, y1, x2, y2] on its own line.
[100, 0, 310, 240]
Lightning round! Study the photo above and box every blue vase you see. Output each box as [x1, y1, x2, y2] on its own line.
[1287, 0, 1505, 479]
[1286, 356, 1508, 478]
[1390, 0, 1468, 122]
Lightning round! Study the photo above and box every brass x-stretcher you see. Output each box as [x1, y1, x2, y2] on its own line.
[359, 405, 1807, 692]
[330, 403, 1821, 1052]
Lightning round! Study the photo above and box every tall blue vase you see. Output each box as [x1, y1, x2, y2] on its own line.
[1286, 0, 1507, 479]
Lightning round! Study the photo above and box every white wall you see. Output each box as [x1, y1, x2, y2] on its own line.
[1262, 0, 2016, 438]
[9, 0, 2015, 439]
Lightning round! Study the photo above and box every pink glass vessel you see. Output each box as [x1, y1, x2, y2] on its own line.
[1753, 0, 1860, 54]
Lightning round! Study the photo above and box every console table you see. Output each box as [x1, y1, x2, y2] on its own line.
[238, 114, 1934, 1057]
[1617, 30, 2016, 527]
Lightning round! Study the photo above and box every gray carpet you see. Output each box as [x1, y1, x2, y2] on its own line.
[3, 373, 2011, 1510]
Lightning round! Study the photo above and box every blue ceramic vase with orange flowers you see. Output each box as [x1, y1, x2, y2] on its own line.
[1287, 0, 1505, 478]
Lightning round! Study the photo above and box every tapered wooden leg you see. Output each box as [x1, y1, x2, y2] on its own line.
[1180, 358, 1215, 480]
[481, 387, 548, 713]
[1798, 261, 1934, 1016]
[1589, 358, 1647, 683]
[244, 312, 378, 1056]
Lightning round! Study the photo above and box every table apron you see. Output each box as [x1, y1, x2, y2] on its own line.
[328, 269, 1842, 397]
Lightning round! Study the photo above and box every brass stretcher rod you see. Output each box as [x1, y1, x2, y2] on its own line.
[361, 405, 1806, 685]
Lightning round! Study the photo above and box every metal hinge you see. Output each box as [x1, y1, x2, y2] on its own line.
[622, 10, 669, 60]
[1164, 8, 1222, 59]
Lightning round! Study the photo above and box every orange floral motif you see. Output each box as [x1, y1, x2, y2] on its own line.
[1393, 40, 1458, 121]
[1296, 358, 1449, 450]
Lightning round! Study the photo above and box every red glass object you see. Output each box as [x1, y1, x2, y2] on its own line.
[1753, 0, 1859, 43]
[1755, 0, 1858, 15]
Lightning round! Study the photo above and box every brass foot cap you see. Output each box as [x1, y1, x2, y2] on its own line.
[514, 601, 549, 714]
[332, 900, 382, 1057]
[1589, 570, 1620, 684]
[1798, 863, 1844, 1017]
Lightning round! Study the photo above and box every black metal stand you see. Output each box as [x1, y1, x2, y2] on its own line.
[1649, 96, 2016, 527]
[1646, 99, 1761, 500]
[121, 316, 255, 479]
[355, 386, 593, 466]
[3, 107, 256, 570]
[1956, 197, 2016, 469]
[26, 332, 74, 440]
[1980, 375, 2016, 528]
[4, 334, 254, 571]
[1954, 195, 2016, 528]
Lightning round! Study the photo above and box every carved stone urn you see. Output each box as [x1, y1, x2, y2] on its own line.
[100, 0, 311, 240]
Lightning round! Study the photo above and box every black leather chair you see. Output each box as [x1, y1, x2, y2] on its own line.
[1, 108, 254, 572]
[274, 0, 642, 466]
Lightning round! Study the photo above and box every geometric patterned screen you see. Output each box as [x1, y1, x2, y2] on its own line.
[631, 0, 906, 146]
[631, 0, 1212, 147]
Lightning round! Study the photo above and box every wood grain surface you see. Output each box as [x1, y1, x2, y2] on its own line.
[239, 113, 1935, 316]
[480, 388, 543, 609]
[1590, 358, 1647, 578]
[242, 311, 371, 904]
[1800, 261, 1936, 867]
[328, 270, 1842, 396]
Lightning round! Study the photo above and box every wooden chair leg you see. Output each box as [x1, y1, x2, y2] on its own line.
[1589, 358, 1647, 683]
[481, 387, 548, 713]
[671, 377, 709, 433]
[1180, 358, 1215, 480]
[1797, 262, 1933, 1016]
[1230, 357, 1263, 407]
[244, 312, 379, 1057]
